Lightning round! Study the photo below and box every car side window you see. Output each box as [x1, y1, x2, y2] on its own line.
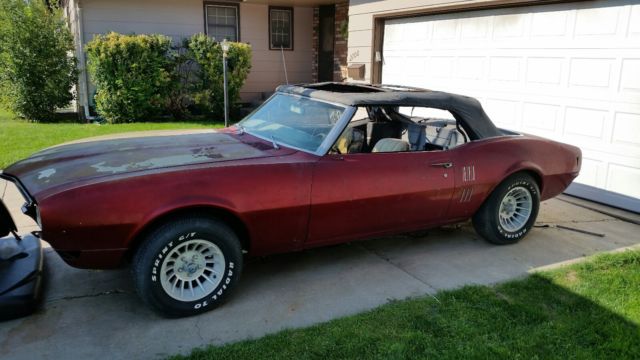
[329, 106, 468, 155]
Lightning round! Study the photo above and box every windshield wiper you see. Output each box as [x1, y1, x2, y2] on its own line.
[270, 135, 280, 150]
[236, 124, 245, 135]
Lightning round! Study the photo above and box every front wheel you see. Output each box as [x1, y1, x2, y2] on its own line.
[473, 173, 540, 245]
[132, 217, 243, 317]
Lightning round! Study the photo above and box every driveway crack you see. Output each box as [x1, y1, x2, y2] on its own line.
[194, 316, 205, 342]
[536, 218, 618, 224]
[359, 244, 441, 302]
[46, 289, 128, 303]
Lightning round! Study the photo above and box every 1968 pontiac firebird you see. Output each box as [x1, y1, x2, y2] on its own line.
[0, 83, 581, 317]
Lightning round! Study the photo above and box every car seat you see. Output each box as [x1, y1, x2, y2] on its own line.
[372, 138, 410, 153]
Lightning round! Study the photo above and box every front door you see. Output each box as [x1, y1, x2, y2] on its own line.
[317, 5, 335, 82]
[307, 151, 456, 246]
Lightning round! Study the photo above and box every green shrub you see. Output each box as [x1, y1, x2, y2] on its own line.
[165, 41, 198, 120]
[86, 33, 173, 123]
[188, 34, 252, 119]
[0, 0, 77, 121]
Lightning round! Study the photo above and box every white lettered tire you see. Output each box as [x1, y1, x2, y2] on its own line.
[472, 173, 540, 245]
[132, 216, 243, 317]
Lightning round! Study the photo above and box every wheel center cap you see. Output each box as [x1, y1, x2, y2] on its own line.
[175, 251, 206, 279]
[186, 263, 199, 274]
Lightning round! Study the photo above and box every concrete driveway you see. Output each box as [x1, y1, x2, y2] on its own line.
[1, 181, 639, 360]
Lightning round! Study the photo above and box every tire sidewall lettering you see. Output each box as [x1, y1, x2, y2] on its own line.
[192, 262, 236, 309]
[496, 179, 538, 240]
[150, 229, 238, 310]
[151, 232, 197, 283]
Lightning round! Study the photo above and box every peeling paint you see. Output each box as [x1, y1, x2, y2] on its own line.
[37, 169, 56, 179]
[6, 132, 282, 196]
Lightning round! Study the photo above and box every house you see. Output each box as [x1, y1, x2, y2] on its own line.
[62, 0, 639, 212]
[62, 0, 349, 110]
[345, 0, 640, 213]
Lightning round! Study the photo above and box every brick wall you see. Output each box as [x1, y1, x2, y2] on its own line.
[312, 7, 319, 83]
[333, 1, 349, 82]
[311, 1, 349, 83]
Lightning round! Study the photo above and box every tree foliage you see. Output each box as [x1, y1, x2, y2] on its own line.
[188, 34, 252, 119]
[85, 32, 173, 123]
[86, 33, 252, 123]
[0, 0, 77, 121]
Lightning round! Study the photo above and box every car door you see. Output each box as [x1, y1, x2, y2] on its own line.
[306, 151, 456, 246]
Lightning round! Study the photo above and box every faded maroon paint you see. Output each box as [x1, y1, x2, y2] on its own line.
[308, 151, 455, 246]
[5, 131, 275, 200]
[2, 128, 580, 269]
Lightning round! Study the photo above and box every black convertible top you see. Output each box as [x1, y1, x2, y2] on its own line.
[276, 82, 503, 140]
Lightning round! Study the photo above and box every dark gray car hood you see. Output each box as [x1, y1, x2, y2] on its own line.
[2, 130, 275, 198]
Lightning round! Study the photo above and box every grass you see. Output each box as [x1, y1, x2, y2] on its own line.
[173, 249, 640, 360]
[0, 109, 221, 168]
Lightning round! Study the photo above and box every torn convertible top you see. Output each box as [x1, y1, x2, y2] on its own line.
[276, 82, 503, 140]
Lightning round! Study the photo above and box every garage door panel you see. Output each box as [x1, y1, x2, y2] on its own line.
[531, 10, 569, 37]
[568, 58, 614, 88]
[607, 164, 640, 198]
[576, 157, 602, 188]
[526, 57, 564, 84]
[620, 59, 640, 92]
[382, 0, 640, 211]
[613, 112, 640, 146]
[563, 107, 608, 140]
[631, 5, 640, 36]
[522, 103, 560, 134]
[574, 6, 621, 36]
[489, 57, 522, 82]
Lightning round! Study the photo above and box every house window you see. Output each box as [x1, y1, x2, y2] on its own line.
[269, 7, 293, 50]
[205, 4, 239, 42]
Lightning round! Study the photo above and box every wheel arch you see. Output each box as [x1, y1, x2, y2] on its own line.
[501, 165, 544, 195]
[124, 205, 251, 262]
[479, 166, 544, 210]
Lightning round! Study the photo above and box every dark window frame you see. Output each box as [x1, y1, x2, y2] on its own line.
[203, 1, 241, 42]
[269, 6, 294, 51]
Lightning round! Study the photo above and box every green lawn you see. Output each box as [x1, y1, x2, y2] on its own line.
[0, 110, 221, 168]
[174, 250, 640, 360]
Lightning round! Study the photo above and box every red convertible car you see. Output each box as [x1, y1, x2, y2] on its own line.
[0, 83, 581, 317]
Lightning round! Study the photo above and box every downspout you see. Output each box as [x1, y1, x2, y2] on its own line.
[76, 2, 96, 121]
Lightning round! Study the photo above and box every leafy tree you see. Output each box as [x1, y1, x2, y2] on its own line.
[188, 34, 252, 120]
[85, 32, 173, 123]
[0, 0, 77, 121]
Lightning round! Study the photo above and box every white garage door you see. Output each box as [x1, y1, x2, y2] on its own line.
[382, 0, 640, 213]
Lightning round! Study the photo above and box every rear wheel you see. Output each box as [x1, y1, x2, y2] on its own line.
[473, 173, 540, 245]
[131, 217, 243, 317]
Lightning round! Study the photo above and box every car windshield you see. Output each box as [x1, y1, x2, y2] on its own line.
[239, 93, 346, 153]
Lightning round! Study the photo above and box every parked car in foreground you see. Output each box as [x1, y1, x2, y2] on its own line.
[0, 83, 581, 317]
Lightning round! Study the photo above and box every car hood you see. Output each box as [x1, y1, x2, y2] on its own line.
[3, 129, 281, 199]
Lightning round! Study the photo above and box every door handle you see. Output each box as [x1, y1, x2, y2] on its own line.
[431, 162, 453, 168]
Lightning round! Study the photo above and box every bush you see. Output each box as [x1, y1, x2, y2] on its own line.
[188, 34, 252, 119]
[165, 41, 198, 120]
[86, 33, 173, 123]
[85, 32, 252, 122]
[0, 0, 77, 121]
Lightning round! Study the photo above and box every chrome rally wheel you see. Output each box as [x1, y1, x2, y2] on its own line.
[498, 186, 533, 232]
[159, 239, 226, 302]
[473, 173, 540, 245]
[132, 217, 243, 317]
